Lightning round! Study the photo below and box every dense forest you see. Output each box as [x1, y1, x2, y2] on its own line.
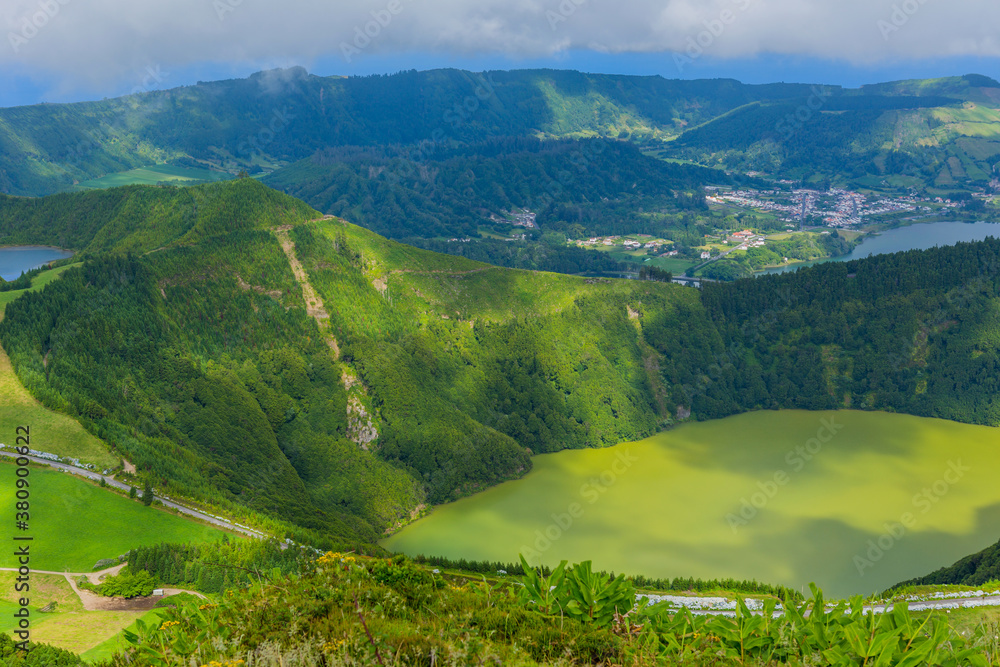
[263, 138, 724, 240]
[891, 538, 1000, 589]
[684, 238, 1000, 423]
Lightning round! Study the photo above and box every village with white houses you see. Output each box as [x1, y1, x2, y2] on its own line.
[574, 229, 769, 259]
[576, 235, 679, 255]
[490, 208, 538, 228]
[706, 186, 962, 227]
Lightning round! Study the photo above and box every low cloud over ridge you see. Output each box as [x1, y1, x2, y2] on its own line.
[2, 0, 997, 97]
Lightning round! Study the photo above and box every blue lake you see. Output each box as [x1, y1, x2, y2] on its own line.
[0, 246, 74, 281]
[758, 221, 1000, 276]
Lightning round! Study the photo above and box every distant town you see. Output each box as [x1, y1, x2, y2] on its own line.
[706, 186, 965, 227]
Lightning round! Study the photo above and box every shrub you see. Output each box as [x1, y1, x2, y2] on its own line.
[96, 569, 156, 598]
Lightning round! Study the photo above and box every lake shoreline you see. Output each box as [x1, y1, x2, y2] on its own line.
[0, 246, 75, 281]
[756, 219, 1000, 276]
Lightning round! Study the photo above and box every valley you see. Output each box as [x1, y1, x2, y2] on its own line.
[3, 65, 1000, 664]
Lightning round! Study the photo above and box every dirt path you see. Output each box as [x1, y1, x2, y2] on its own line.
[273, 226, 340, 357]
[0, 565, 206, 611]
[273, 224, 379, 446]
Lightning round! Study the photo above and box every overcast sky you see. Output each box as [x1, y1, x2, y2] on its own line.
[2, 0, 999, 106]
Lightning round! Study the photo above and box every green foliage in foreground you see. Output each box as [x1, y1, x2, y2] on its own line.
[412, 552, 802, 600]
[0, 633, 84, 666]
[93, 553, 1000, 666]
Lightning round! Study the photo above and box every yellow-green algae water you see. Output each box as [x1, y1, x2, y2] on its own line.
[383, 411, 1000, 598]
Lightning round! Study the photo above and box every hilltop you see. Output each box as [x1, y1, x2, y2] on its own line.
[0, 180, 694, 543]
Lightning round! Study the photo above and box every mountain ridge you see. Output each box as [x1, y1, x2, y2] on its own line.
[3, 66, 998, 197]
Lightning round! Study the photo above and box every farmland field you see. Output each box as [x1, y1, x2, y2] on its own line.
[75, 164, 232, 190]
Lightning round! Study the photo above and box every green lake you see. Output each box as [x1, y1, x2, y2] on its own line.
[382, 410, 1000, 598]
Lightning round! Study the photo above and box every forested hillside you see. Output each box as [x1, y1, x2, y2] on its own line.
[0, 178, 316, 253]
[892, 537, 1000, 589]
[263, 138, 722, 239]
[662, 74, 1000, 192]
[3, 180, 1000, 543]
[0, 68, 822, 197]
[0, 180, 693, 540]
[685, 238, 1000, 422]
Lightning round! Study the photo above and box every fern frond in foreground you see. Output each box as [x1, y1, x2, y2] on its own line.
[94, 553, 1000, 666]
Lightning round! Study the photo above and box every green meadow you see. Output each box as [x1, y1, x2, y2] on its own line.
[384, 410, 1000, 598]
[0, 463, 229, 572]
[76, 164, 232, 190]
[0, 571, 153, 657]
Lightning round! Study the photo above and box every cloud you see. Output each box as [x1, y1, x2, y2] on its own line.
[2, 0, 998, 97]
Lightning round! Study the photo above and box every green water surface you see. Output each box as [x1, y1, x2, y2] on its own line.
[383, 410, 1000, 598]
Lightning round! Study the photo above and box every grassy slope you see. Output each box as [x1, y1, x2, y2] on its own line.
[0, 178, 320, 255]
[294, 218, 688, 503]
[0, 264, 116, 468]
[0, 463, 228, 571]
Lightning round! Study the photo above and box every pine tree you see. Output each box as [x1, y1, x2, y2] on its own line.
[142, 479, 153, 506]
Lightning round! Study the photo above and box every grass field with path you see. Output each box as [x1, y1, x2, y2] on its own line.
[0, 572, 148, 656]
[80, 608, 167, 663]
[0, 463, 229, 572]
